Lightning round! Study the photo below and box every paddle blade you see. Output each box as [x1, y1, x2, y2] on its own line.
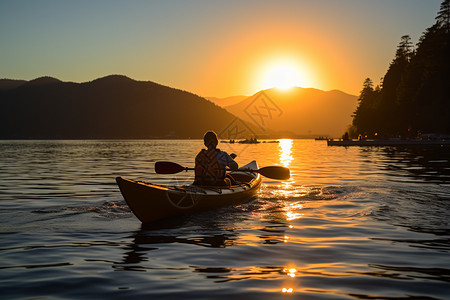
[257, 166, 290, 180]
[155, 161, 185, 174]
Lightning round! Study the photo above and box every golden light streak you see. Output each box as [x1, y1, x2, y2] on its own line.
[278, 139, 293, 167]
[282, 201, 304, 221]
[288, 268, 297, 278]
[283, 265, 299, 277]
[285, 211, 303, 221]
[281, 265, 298, 295]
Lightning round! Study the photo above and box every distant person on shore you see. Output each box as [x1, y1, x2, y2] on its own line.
[194, 131, 238, 186]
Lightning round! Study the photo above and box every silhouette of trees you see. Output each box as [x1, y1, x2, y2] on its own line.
[436, 0, 450, 32]
[352, 78, 379, 137]
[351, 0, 450, 138]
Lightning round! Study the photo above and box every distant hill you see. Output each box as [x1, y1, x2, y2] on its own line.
[0, 79, 27, 91]
[206, 95, 248, 108]
[0, 75, 239, 139]
[23, 76, 62, 87]
[224, 87, 358, 138]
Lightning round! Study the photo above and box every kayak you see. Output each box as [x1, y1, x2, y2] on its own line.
[116, 161, 262, 223]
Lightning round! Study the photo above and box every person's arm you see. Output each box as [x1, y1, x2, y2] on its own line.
[219, 151, 238, 170]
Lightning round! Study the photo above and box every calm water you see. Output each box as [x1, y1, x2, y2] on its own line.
[0, 140, 449, 299]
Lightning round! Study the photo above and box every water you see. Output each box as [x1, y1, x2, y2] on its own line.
[0, 140, 449, 299]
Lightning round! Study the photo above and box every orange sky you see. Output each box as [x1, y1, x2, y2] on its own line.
[0, 0, 442, 97]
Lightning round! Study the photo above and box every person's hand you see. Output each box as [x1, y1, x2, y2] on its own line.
[230, 153, 237, 159]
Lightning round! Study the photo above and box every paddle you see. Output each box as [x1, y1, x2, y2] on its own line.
[155, 161, 194, 174]
[249, 166, 290, 180]
[155, 161, 290, 180]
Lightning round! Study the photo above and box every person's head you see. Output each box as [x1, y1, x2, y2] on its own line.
[203, 131, 218, 149]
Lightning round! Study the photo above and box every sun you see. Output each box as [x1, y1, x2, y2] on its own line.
[252, 56, 315, 93]
[263, 64, 303, 90]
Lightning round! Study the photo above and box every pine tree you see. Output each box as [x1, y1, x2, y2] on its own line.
[376, 35, 412, 136]
[352, 78, 378, 137]
[436, 0, 450, 32]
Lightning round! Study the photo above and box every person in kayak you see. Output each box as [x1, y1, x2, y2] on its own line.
[194, 131, 238, 186]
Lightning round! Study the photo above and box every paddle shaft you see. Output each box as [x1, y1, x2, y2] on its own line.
[155, 161, 290, 180]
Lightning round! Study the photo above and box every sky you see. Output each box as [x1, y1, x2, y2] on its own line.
[0, 0, 443, 97]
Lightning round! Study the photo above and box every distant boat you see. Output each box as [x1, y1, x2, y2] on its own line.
[315, 136, 329, 140]
[262, 140, 280, 143]
[238, 138, 260, 144]
[327, 139, 450, 146]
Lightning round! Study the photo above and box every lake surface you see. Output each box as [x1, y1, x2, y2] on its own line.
[0, 139, 449, 299]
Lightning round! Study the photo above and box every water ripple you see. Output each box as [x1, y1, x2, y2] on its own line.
[1, 140, 449, 299]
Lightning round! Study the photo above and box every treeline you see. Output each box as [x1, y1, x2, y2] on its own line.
[350, 0, 450, 138]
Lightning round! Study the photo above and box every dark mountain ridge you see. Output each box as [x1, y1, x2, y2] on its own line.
[0, 79, 27, 91]
[0, 75, 237, 139]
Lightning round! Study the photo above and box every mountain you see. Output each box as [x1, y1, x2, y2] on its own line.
[0, 79, 27, 91]
[224, 87, 358, 138]
[23, 76, 62, 86]
[206, 95, 248, 107]
[0, 75, 238, 139]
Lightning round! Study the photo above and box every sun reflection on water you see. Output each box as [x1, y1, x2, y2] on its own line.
[285, 211, 303, 221]
[281, 265, 298, 295]
[278, 139, 293, 167]
[283, 267, 297, 278]
[271, 182, 315, 200]
[283, 201, 304, 221]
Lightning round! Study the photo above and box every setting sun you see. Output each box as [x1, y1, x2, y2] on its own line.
[255, 55, 315, 92]
[263, 64, 303, 90]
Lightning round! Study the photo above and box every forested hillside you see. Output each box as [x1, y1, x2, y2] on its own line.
[350, 0, 449, 138]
